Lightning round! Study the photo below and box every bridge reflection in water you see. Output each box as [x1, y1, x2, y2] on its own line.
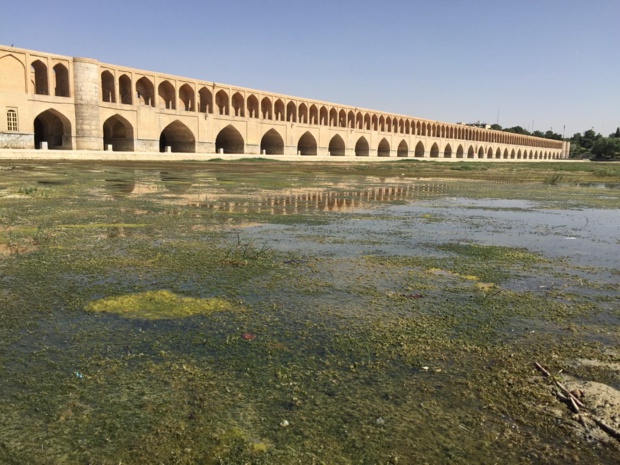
[193, 182, 448, 215]
[104, 171, 450, 214]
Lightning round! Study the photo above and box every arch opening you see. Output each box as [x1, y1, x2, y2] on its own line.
[274, 99, 285, 121]
[31, 60, 48, 95]
[215, 125, 244, 154]
[232, 92, 244, 117]
[247, 95, 259, 118]
[53, 64, 70, 97]
[287, 101, 297, 122]
[415, 141, 425, 158]
[397, 140, 408, 157]
[444, 144, 452, 158]
[103, 115, 134, 152]
[261, 98, 272, 120]
[297, 132, 317, 156]
[328, 134, 345, 156]
[33, 109, 72, 150]
[159, 121, 195, 153]
[158, 81, 176, 110]
[136, 77, 154, 106]
[216, 90, 229, 116]
[119, 75, 132, 104]
[101, 71, 115, 103]
[179, 84, 195, 111]
[199, 87, 213, 113]
[378, 138, 390, 157]
[260, 129, 284, 155]
[430, 143, 439, 158]
[355, 136, 369, 157]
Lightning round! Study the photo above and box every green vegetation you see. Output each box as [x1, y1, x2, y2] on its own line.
[85, 290, 238, 319]
[0, 161, 619, 464]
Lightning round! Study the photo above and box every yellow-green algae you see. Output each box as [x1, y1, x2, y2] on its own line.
[85, 290, 236, 319]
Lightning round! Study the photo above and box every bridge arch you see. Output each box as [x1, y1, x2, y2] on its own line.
[34, 109, 72, 150]
[430, 142, 439, 158]
[378, 138, 390, 157]
[309, 105, 318, 125]
[467, 145, 475, 158]
[136, 77, 154, 106]
[328, 134, 345, 156]
[247, 95, 259, 118]
[415, 141, 424, 158]
[199, 87, 213, 113]
[297, 132, 317, 155]
[444, 143, 452, 158]
[158, 81, 176, 110]
[215, 125, 244, 154]
[261, 97, 272, 120]
[53, 63, 70, 97]
[31, 60, 48, 95]
[274, 99, 285, 121]
[319, 106, 327, 125]
[495, 148, 501, 159]
[355, 136, 369, 157]
[232, 92, 244, 117]
[119, 74, 132, 104]
[103, 114, 134, 152]
[287, 101, 297, 122]
[299, 103, 308, 124]
[487, 147, 493, 159]
[260, 128, 284, 155]
[160, 120, 195, 153]
[216, 90, 230, 116]
[347, 111, 355, 129]
[456, 144, 464, 158]
[397, 140, 408, 157]
[179, 84, 194, 111]
[101, 70, 115, 103]
[477, 146, 485, 158]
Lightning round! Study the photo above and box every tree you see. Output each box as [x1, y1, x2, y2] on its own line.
[610, 127, 620, 138]
[580, 129, 601, 150]
[504, 126, 530, 135]
[591, 137, 620, 159]
[490, 123, 503, 131]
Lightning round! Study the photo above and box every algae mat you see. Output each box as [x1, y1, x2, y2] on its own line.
[0, 161, 619, 464]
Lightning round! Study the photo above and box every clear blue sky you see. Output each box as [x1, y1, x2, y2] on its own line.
[2, 0, 618, 137]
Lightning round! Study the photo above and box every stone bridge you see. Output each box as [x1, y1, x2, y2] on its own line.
[0, 45, 569, 160]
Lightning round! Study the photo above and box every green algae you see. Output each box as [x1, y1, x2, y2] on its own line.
[85, 290, 238, 319]
[0, 160, 619, 464]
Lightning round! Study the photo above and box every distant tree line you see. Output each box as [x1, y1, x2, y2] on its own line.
[475, 123, 620, 160]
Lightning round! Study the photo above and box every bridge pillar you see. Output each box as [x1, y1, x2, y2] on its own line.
[72, 57, 101, 150]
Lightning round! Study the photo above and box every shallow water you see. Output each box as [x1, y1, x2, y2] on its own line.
[1, 161, 619, 464]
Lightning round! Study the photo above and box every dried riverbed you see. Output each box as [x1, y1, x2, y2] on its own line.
[0, 160, 619, 464]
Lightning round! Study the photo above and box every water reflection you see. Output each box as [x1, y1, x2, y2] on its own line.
[194, 182, 447, 215]
[104, 170, 136, 197]
[160, 171, 194, 194]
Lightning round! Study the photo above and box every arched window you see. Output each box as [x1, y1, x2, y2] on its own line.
[158, 81, 176, 110]
[179, 84, 195, 111]
[136, 77, 154, 106]
[101, 71, 115, 103]
[53, 64, 70, 97]
[31, 60, 48, 95]
[119, 75, 132, 104]
[247, 95, 259, 118]
[232, 92, 244, 117]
